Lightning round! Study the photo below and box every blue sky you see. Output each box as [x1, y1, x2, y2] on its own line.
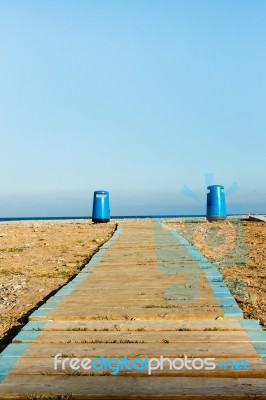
[0, 0, 265, 217]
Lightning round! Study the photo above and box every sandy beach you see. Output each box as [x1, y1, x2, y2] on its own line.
[0, 218, 265, 354]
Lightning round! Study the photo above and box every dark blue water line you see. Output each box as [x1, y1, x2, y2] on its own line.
[0, 214, 244, 222]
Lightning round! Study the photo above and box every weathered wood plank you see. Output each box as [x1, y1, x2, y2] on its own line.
[6, 342, 260, 358]
[6, 356, 266, 378]
[30, 308, 227, 321]
[0, 376, 266, 398]
[47, 295, 224, 303]
[13, 330, 263, 344]
[22, 319, 262, 332]
[42, 301, 221, 309]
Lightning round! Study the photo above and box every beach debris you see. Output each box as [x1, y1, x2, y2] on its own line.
[0, 277, 28, 309]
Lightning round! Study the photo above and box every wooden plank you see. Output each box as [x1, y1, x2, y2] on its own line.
[87, 263, 205, 271]
[0, 376, 266, 397]
[12, 330, 262, 344]
[62, 285, 225, 295]
[33, 304, 225, 312]
[70, 281, 216, 290]
[108, 244, 157, 247]
[22, 319, 263, 332]
[67, 283, 217, 294]
[100, 257, 198, 263]
[6, 357, 266, 378]
[39, 307, 226, 317]
[42, 300, 221, 309]
[78, 272, 204, 279]
[48, 290, 224, 299]
[76, 276, 212, 283]
[48, 291, 227, 299]
[59, 280, 215, 286]
[87, 262, 159, 267]
[88, 267, 201, 273]
[74, 280, 207, 286]
[72, 273, 207, 281]
[47, 297, 223, 304]
[51, 292, 219, 300]
[6, 342, 260, 358]
[82, 269, 159, 274]
[101, 249, 157, 256]
[30, 307, 227, 321]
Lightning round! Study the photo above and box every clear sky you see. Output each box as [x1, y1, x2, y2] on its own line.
[0, 0, 265, 217]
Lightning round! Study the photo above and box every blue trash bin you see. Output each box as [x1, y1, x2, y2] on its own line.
[206, 185, 226, 221]
[92, 190, 110, 223]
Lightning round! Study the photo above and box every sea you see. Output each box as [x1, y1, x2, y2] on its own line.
[0, 214, 243, 222]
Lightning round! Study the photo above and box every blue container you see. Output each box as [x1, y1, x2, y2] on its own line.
[206, 185, 226, 221]
[92, 190, 110, 223]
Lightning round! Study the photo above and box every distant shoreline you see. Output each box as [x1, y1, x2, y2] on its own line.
[0, 214, 247, 223]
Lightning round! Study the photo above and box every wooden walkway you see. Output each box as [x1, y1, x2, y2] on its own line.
[0, 220, 266, 398]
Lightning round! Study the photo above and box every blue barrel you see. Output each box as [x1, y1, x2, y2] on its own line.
[206, 185, 226, 221]
[92, 190, 110, 223]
